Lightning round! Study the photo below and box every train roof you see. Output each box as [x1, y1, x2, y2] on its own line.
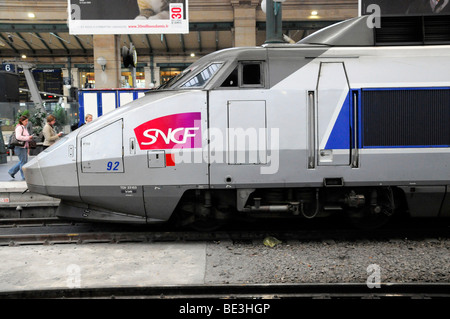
[294, 14, 450, 47]
[157, 14, 450, 90]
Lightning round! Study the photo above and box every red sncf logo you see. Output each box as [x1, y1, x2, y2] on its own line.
[134, 112, 202, 150]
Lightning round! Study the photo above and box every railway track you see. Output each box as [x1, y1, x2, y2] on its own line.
[0, 216, 449, 246]
[1, 283, 449, 299]
[1, 217, 449, 305]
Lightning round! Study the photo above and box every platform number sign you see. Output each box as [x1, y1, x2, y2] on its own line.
[2, 63, 15, 73]
[170, 3, 183, 25]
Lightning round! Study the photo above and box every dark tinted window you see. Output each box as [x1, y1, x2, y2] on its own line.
[221, 67, 238, 87]
[242, 63, 261, 85]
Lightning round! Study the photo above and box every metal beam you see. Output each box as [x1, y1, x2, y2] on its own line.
[145, 34, 153, 53]
[50, 32, 70, 54]
[16, 32, 36, 54]
[197, 31, 202, 52]
[179, 34, 185, 52]
[0, 23, 69, 33]
[0, 22, 235, 33]
[215, 30, 219, 51]
[73, 35, 86, 54]
[256, 20, 336, 31]
[0, 33, 19, 54]
[33, 33, 53, 54]
[1, 21, 334, 34]
[161, 34, 169, 52]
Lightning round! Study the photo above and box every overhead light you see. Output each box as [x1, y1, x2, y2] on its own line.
[21, 54, 27, 59]
[97, 56, 107, 71]
[311, 11, 318, 16]
[190, 52, 195, 57]
[28, 12, 36, 18]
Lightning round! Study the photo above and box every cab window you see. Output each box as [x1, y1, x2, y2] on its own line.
[220, 61, 264, 88]
[242, 63, 261, 85]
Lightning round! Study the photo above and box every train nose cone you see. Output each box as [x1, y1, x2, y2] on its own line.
[23, 157, 47, 195]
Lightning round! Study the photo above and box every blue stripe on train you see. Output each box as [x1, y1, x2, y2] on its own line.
[325, 92, 350, 150]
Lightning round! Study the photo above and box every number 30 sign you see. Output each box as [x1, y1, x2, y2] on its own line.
[170, 3, 183, 24]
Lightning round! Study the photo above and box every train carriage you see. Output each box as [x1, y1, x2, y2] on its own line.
[23, 15, 450, 228]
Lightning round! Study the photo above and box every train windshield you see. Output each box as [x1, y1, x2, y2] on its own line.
[158, 62, 223, 90]
[157, 69, 193, 90]
[179, 63, 223, 88]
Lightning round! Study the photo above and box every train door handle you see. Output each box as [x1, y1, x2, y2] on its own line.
[129, 137, 136, 154]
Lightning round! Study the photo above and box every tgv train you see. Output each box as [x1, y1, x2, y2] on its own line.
[24, 15, 450, 228]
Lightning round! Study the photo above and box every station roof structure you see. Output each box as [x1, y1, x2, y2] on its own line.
[0, 0, 358, 61]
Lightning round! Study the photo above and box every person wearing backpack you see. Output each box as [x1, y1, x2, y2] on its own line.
[8, 116, 34, 180]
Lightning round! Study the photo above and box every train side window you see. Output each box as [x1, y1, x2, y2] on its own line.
[220, 62, 264, 88]
[242, 63, 262, 86]
[221, 67, 238, 87]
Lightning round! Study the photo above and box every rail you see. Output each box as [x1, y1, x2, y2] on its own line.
[0, 217, 449, 246]
[1, 283, 449, 299]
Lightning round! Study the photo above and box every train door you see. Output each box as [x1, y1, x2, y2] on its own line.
[208, 60, 268, 187]
[78, 118, 147, 221]
[315, 62, 356, 167]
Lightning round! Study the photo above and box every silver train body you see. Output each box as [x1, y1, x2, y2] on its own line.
[24, 16, 450, 226]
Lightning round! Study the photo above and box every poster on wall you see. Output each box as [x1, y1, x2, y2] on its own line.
[360, 0, 450, 16]
[68, 0, 189, 34]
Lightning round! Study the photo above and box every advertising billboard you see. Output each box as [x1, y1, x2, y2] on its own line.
[68, 0, 188, 34]
[360, 0, 450, 16]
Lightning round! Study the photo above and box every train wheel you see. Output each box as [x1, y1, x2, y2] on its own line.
[175, 206, 226, 231]
[347, 188, 395, 229]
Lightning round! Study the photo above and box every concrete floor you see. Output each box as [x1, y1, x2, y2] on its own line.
[0, 242, 207, 292]
[0, 157, 207, 293]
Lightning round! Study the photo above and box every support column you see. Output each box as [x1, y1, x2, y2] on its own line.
[231, 0, 259, 47]
[71, 68, 79, 89]
[62, 68, 70, 97]
[93, 35, 121, 88]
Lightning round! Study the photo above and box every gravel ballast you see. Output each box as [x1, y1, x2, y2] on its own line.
[205, 238, 450, 284]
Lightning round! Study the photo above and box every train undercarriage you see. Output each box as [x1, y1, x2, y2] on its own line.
[176, 186, 401, 230]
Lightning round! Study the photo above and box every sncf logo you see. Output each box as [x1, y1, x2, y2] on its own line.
[134, 112, 202, 150]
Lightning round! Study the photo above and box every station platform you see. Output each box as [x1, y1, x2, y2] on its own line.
[0, 155, 26, 182]
[0, 156, 208, 294]
[0, 242, 207, 292]
[0, 155, 59, 218]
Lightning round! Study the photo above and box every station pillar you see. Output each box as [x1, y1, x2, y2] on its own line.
[93, 35, 121, 88]
[231, 0, 259, 47]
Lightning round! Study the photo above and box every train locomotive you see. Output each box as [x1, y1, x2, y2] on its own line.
[23, 15, 450, 228]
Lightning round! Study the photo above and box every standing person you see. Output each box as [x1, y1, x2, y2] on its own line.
[85, 113, 93, 124]
[42, 115, 63, 150]
[78, 113, 93, 128]
[8, 116, 33, 180]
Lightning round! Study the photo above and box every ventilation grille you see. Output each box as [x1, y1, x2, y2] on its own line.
[362, 89, 450, 147]
[375, 15, 450, 45]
